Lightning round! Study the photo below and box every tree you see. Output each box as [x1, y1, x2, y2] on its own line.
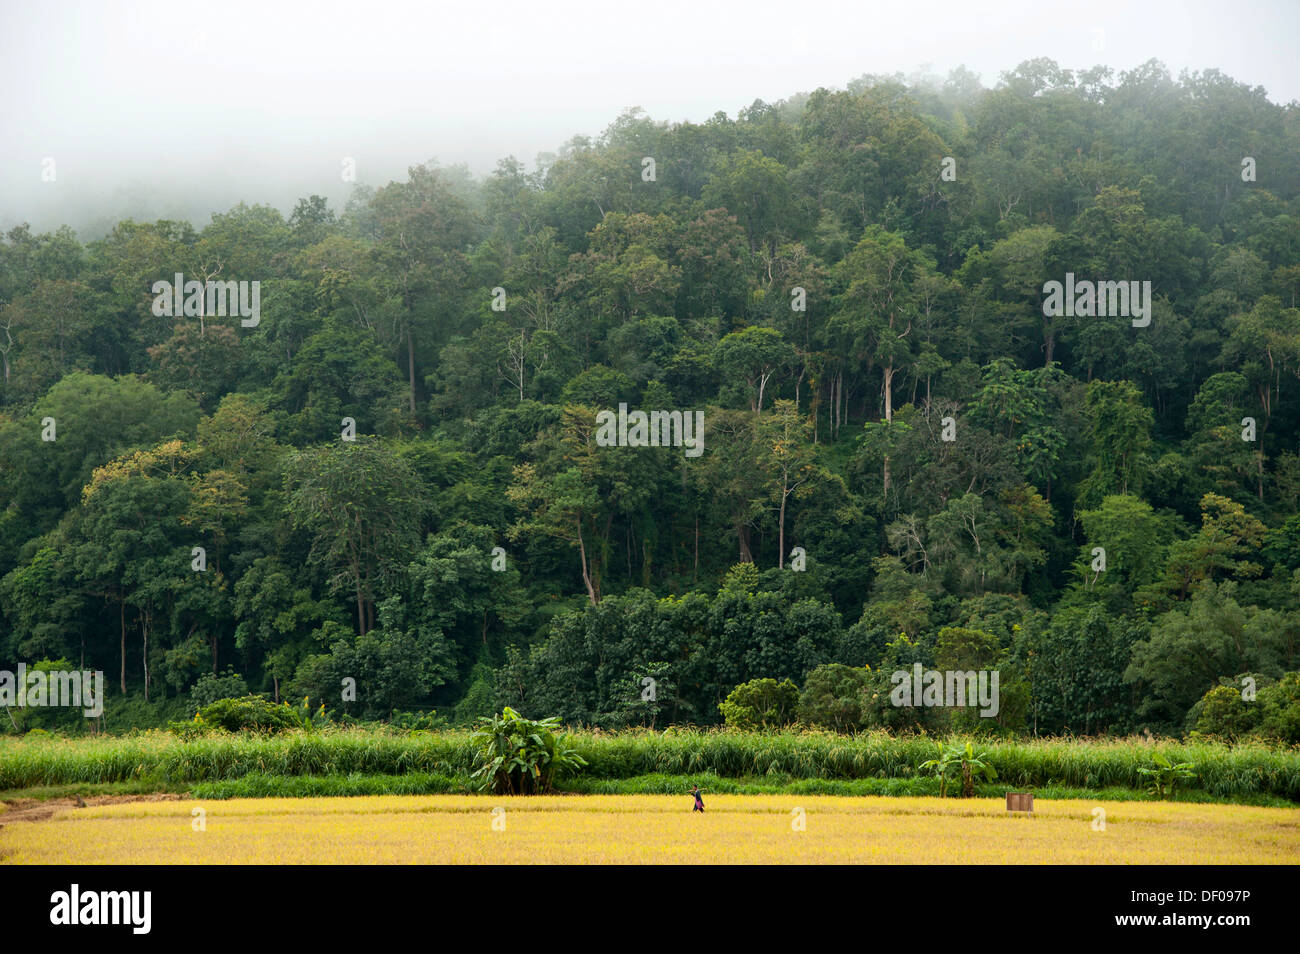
[830, 229, 939, 497]
[1126, 582, 1298, 724]
[369, 163, 476, 416]
[1077, 380, 1154, 509]
[701, 149, 794, 254]
[713, 326, 792, 415]
[919, 741, 998, 798]
[796, 663, 872, 732]
[1023, 606, 1141, 735]
[718, 677, 799, 729]
[756, 399, 817, 568]
[1075, 494, 1178, 594]
[283, 438, 427, 635]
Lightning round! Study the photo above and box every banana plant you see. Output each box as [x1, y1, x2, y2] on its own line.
[920, 740, 998, 798]
[470, 707, 587, 795]
[1137, 752, 1197, 799]
[957, 741, 997, 798]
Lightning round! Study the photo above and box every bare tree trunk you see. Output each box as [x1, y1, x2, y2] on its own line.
[693, 515, 699, 582]
[883, 365, 894, 505]
[142, 610, 150, 703]
[407, 324, 417, 414]
[577, 528, 599, 605]
[738, 524, 753, 564]
[778, 481, 788, 569]
[883, 364, 895, 423]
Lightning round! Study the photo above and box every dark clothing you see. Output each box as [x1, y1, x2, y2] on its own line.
[691, 790, 704, 812]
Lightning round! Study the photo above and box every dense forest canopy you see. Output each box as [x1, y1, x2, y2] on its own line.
[2, 58, 1299, 736]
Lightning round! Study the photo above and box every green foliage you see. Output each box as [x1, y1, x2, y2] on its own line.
[1190, 683, 1259, 740]
[191, 695, 305, 734]
[1136, 751, 1198, 799]
[1190, 673, 1300, 744]
[190, 668, 249, 713]
[2, 66, 1300, 744]
[469, 707, 587, 794]
[796, 664, 872, 732]
[387, 710, 449, 731]
[919, 740, 998, 798]
[3, 730, 1300, 804]
[719, 678, 799, 730]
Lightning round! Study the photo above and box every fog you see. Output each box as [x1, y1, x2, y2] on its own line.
[2, 0, 1298, 236]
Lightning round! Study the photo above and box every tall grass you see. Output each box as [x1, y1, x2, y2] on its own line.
[2, 728, 1297, 802]
[0, 729, 477, 788]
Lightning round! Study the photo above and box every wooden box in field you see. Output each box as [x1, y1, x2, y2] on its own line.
[1006, 792, 1034, 815]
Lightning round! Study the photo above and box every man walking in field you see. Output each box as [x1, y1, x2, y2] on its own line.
[690, 784, 705, 812]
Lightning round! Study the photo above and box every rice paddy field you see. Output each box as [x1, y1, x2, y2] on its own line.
[3, 730, 1297, 864]
[2, 793, 1297, 864]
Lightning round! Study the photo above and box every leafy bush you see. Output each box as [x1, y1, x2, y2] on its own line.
[1189, 673, 1300, 744]
[797, 664, 872, 732]
[1258, 673, 1300, 744]
[388, 710, 448, 731]
[190, 668, 250, 713]
[191, 695, 305, 734]
[470, 707, 586, 794]
[4, 730, 1298, 804]
[919, 740, 997, 798]
[718, 678, 799, 730]
[1190, 682, 1258, 740]
[1137, 752, 1198, 799]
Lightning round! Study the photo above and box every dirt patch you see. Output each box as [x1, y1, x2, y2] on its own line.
[0, 793, 185, 825]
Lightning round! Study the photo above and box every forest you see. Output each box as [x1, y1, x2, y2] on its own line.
[2, 57, 1299, 739]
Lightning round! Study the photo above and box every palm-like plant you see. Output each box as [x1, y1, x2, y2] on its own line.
[919, 740, 998, 798]
[957, 741, 997, 797]
[1137, 752, 1197, 799]
[919, 741, 960, 798]
[470, 707, 588, 795]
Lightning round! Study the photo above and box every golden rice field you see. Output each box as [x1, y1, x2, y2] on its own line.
[3, 794, 1297, 864]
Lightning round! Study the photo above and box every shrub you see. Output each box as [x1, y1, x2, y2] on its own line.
[1259, 673, 1300, 743]
[190, 668, 250, 713]
[919, 740, 997, 798]
[470, 707, 586, 794]
[1190, 682, 1259, 740]
[1137, 752, 1198, 799]
[718, 678, 799, 730]
[1189, 673, 1300, 744]
[797, 664, 872, 732]
[193, 695, 305, 734]
[388, 710, 448, 731]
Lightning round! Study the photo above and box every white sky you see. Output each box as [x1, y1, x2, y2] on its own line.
[2, 0, 1297, 233]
